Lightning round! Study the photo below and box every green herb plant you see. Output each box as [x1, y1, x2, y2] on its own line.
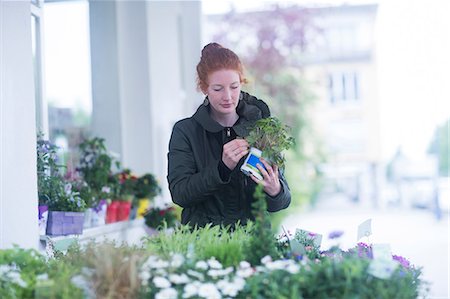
[144, 223, 253, 268]
[246, 117, 295, 168]
[244, 185, 279, 265]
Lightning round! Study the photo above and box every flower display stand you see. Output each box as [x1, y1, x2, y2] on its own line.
[46, 211, 85, 236]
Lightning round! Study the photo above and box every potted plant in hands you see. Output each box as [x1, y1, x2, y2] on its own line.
[241, 117, 295, 180]
[134, 173, 161, 219]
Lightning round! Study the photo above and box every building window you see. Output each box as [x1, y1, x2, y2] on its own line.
[328, 72, 360, 104]
[31, 0, 48, 134]
[42, 0, 92, 170]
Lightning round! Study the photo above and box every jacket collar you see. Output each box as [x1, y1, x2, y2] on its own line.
[193, 91, 270, 137]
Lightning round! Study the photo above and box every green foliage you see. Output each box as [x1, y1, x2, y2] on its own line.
[37, 134, 65, 206]
[77, 137, 118, 192]
[144, 206, 178, 229]
[244, 185, 279, 265]
[37, 134, 86, 212]
[246, 117, 295, 168]
[241, 254, 423, 299]
[135, 173, 161, 199]
[144, 223, 253, 268]
[116, 169, 138, 200]
[0, 246, 83, 299]
[58, 241, 147, 299]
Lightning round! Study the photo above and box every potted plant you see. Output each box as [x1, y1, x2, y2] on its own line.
[76, 137, 117, 225]
[37, 135, 88, 236]
[134, 173, 161, 219]
[143, 204, 177, 230]
[36, 135, 62, 235]
[115, 169, 138, 221]
[241, 117, 295, 180]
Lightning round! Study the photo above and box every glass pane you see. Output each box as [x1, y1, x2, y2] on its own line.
[31, 15, 44, 133]
[43, 1, 92, 171]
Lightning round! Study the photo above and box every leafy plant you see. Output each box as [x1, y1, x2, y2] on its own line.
[116, 169, 138, 200]
[143, 205, 178, 229]
[37, 134, 86, 212]
[244, 185, 279, 265]
[37, 135, 65, 206]
[246, 116, 295, 168]
[144, 223, 253, 268]
[135, 173, 161, 199]
[57, 241, 147, 299]
[47, 181, 87, 212]
[77, 137, 118, 193]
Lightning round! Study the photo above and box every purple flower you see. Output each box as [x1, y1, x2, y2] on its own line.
[328, 230, 344, 239]
[351, 242, 373, 259]
[392, 254, 411, 269]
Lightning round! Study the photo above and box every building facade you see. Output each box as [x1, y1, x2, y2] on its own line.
[0, 0, 202, 249]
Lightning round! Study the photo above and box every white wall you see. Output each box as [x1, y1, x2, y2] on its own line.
[0, 1, 39, 249]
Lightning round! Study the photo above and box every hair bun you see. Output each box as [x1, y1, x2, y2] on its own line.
[201, 42, 223, 59]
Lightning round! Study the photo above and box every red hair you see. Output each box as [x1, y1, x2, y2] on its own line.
[196, 43, 248, 93]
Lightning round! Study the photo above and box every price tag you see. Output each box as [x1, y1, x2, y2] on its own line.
[357, 219, 372, 242]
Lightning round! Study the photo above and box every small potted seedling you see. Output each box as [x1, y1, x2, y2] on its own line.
[241, 117, 295, 180]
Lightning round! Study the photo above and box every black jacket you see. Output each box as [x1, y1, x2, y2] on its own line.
[167, 91, 291, 227]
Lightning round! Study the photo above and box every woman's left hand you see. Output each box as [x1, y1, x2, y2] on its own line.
[251, 158, 281, 197]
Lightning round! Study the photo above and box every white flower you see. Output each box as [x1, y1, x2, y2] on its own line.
[183, 281, 201, 298]
[195, 260, 208, 270]
[143, 256, 169, 270]
[155, 287, 178, 299]
[101, 186, 111, 193]
[8, 272, 27, 288]
[239, 261, 251, 269]
[187, 270, 205, 281]
[261, 255, 272, 265]
[198, 282, 222, 299]
[286, 263, 300, 274]
[265, 260, 287, 271]
[207, 258, 223, 269]
[170, 254, 185, 268]
[36, 273, 49, 281]
[0, 265, 11, 275]
[236, 267, 254, 278]
[153, 276, 171, 288]
[139, 271, 151, 284]
[207, 267, 233, 278]
[169, 273, 190, 284]
[232, 277, 245, 290]
[216, 279, 242, 297]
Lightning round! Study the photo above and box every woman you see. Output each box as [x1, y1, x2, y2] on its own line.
[167, 43, 291, 227]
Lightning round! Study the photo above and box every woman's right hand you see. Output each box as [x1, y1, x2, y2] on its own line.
[222, 138, 249, 170]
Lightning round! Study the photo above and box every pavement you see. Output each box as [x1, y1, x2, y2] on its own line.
[280, 194, 450, 299]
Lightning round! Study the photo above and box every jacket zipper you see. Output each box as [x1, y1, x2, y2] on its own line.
[226, 127, 231, 138]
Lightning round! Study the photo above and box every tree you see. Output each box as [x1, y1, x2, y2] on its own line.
[206, 4, 326, 227]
